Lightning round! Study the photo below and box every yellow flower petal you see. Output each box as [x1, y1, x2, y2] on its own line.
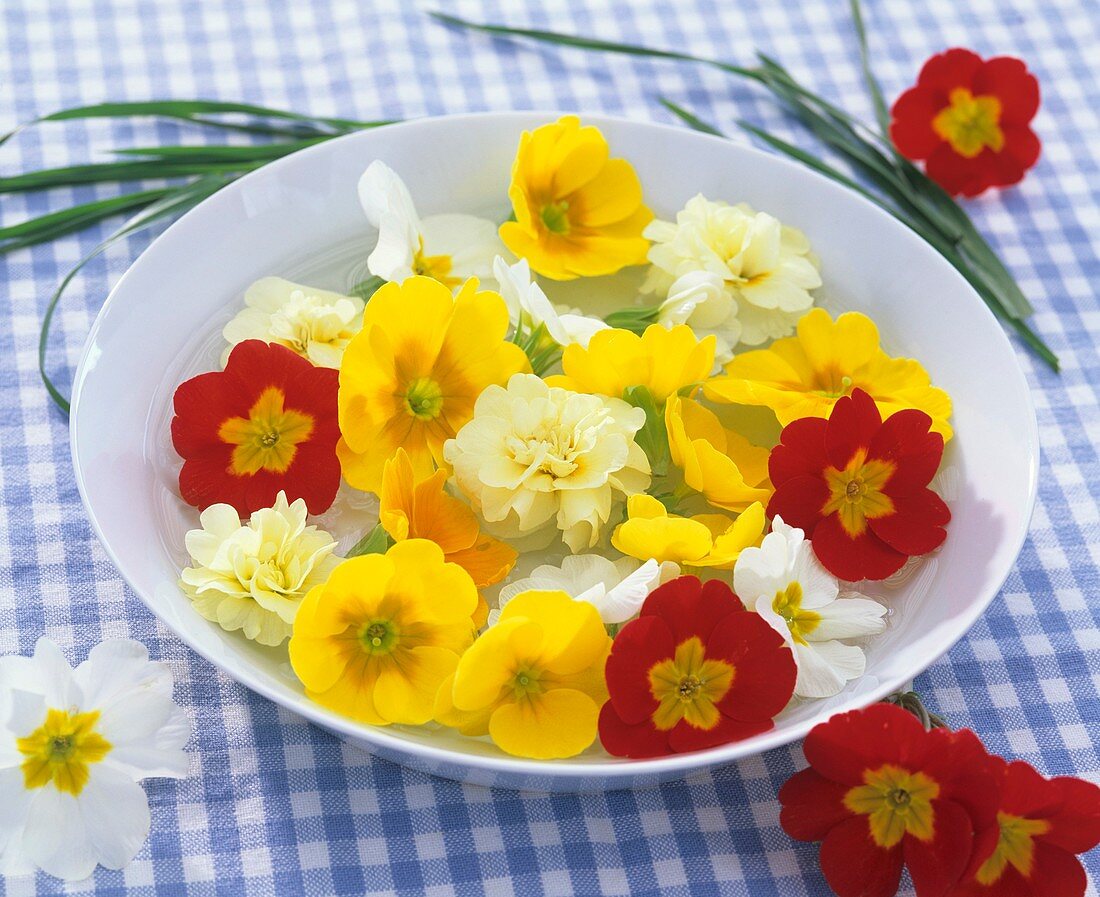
[690, 502, 766, 568]
[450, 617, 541, 711]
[488, 689, 602, 759]
[612, 512, 714, 565]
[498, 591, 610, 677]
[433, 672, 496, 736]
[372, 645, 461, 725]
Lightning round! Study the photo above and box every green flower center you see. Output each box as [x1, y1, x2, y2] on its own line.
[360, 620, 398, 655]
[404, 377, 444, 420]
[540, 201, 571, 235]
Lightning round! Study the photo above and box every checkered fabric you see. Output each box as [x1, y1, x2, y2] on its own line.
[0, 0, 1097, 893]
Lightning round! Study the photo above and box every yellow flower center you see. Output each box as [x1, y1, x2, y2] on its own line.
[404, 377, 444, 420]
[811, 370, 855, 400]
[975, 812, 1052, 885]
[218, 387, 315, 475]
[932, 88, 1005, 159]
[822, 449, 896, 537]
[412, 237, 461, 288]
[772, 581, 821, 645]
[17, 708, 112, 796]
[648, 637, 735, 731]
[844, 764, 940, 848]
[359, 619, 399, 655]
[539, 200, 572, 235]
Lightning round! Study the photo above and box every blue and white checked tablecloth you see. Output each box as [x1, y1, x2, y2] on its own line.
[1, 0, 1098, 893]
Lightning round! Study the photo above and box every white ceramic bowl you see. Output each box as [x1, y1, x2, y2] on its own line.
[70, 112, 1038, 791]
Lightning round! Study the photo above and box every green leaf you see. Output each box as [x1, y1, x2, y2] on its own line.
[345, 523, 390, 558]
[349, 275, 387, 300]
[40, 176, 232, 414]
[848, 0, 891, 137]
[113, 138, 327, 161]
[623, 385, 670, 477]
[603, 303, 660, 335]
[0, 159, 264, 194]
[0, 188, 172, 253]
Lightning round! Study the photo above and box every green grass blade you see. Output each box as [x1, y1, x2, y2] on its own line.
[0, 159, 264, 194]
[112, 138, 327, 161]
[657, 99, 724, 136]
[848, 0, 891, 136]
[0, 188, 171, 253]
[40, 176, 231, 414]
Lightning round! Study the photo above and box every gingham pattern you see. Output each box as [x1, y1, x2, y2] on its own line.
[0, 0, 1097, 893]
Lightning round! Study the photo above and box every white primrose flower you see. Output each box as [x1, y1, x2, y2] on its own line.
[0, 638, 189, 880]
[734, 516, 887, 698]
[179, 491, 340, 646]
[359, 160, 506, 289]
[493, 255, 609, 348]
[444, 373, 651, 553]
[490, 555, 681, 627]
[658, 270, 742, 365]
[643, 195, 822, 347]
[222, 277, 364, 369]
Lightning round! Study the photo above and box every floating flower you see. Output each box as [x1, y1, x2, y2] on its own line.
[548, 323, 715, 405]
[493, 255, 608, 348]
[612, 494, 765, 569]
[379, 448, 516, 589]
[950, 757, 1100, 896]
[221, 277, 364, 369]
[337, 276, 529, 493]
[289, 540, 480, 725]
[665, 394, 772, 512]
[598, 576, 796, 758]
[643, 195, 821, 346]
[444, 373, 650, 552]
[779, 704, 1002, 897]
[499, 115, 652, 280]
[705, 308, 954, 441]
[657, 270, 742, 364]
[434, 590, 611, 758]
[492, 555, 680, 627]
[178, 491, 340, 646]
[890, 49, 1041, 197]
[172, 340, 341, 516]
[768, 388, 950, 581]
[733, 516, 887, 697]
[0, 639, 189, 880]
[359, 160, 504, 288]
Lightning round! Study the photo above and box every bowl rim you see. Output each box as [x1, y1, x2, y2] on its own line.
[69, 110, 1040, 784]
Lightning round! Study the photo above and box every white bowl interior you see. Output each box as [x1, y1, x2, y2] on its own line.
[70, 112, 1037, 790]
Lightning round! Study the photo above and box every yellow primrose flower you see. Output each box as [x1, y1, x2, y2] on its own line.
[612, 494, 765, 569]
[289, 539, 480, 726]
[337, 275, 529, 493]
[704, 308, 954, 440]
[499, 116, 653, 280]
[434, 591, 611, 759]
[665, 395, 773, 512]
[548, 324, 715, 405]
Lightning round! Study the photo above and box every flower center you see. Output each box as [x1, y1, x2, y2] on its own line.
[539, 200, 571, 235]
[932, 87, 1005, 159]
[413, 237, 461, 288]
[404, 377, 444, 420]
[772, 581, 821, 645]
[975, 811, 1052, 885]
[510, 667, 544, 700]
[821, 449, 896, 537]
[648, 637, 735, 731]
[17, 708, 112, 796]
[218, 386, 315, 476]
[843, 764, 940, 848]
[359, 619, 398, 655]
[811, 369, 855, 399]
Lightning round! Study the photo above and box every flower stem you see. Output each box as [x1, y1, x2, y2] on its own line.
[883, 691, 948, 730]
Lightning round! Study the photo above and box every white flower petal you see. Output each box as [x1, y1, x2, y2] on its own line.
[792, 640, 863, 699]
[420, 214, 504, 283]
[811, 597, 888, 641]
[0, 767, 32, 854]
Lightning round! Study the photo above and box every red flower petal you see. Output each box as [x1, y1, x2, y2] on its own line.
[666, 713, 773, 754]
[1044, 774, 1100, 854]
[640, 576, 744, 645]
[812, 513, 909, 581]
[916, 48, 984, 97]
[890, 86, 946, 160]
[868, 489, 950, 556]
[926, 728, 1002, 855]
[973, 56, 1040, 124]
[869, 409, 943, 493]
[769, 417, 830, 483]
[820, 815, 904, 897]
[825, 389, 882, 471]
[767, 476, 831, 535]
[803, 703, 930, 786]
[925, 142, 997, 198]
[904, 798, 975, 896]
[1028, 841, 1089, 897]
[988, 125, 1042, 187]
[604, 615, 671, 725]
[709, 612, 796, 723]
[778, 767, 853, 842]
[597, 700, 672, 758]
